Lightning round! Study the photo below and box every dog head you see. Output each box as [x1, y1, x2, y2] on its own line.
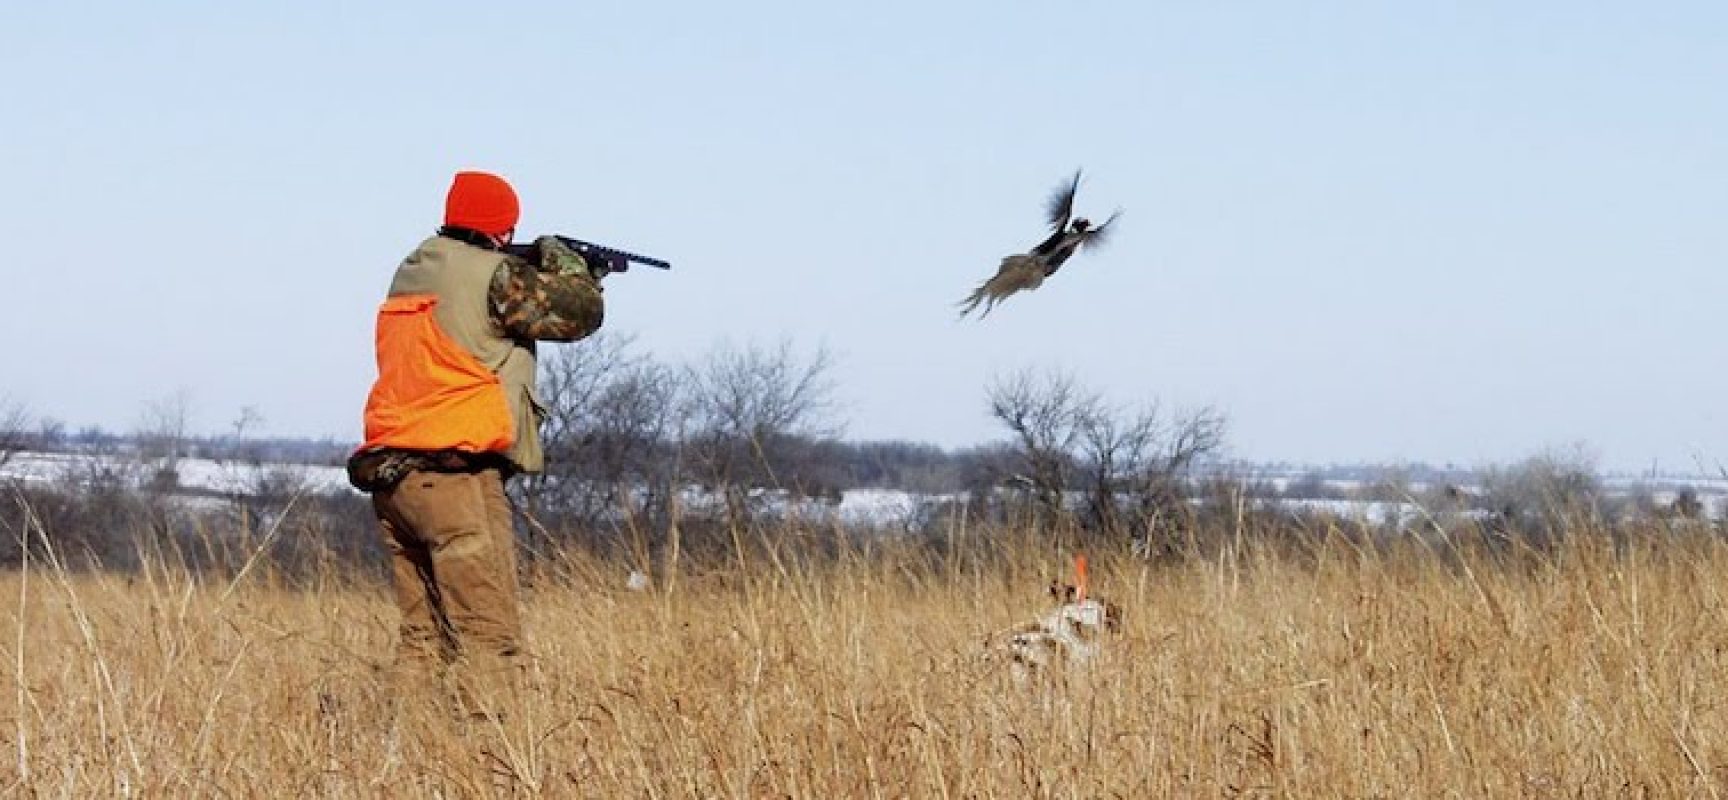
[1046, 580, 1123, 634]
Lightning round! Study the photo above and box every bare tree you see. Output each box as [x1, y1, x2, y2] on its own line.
[520, 333, 678, 532]
[986, 368, 1226, 542]
[0, 398, 29, 472]
[986, 369, 1092, 527]
[1074, 403, 1154, 536]
[32, 417, 66, 453]
[1083, 401, 1225, 549]
[684, 339, 838, 526]
[136, 389, 193, 491]
[225, 406, 267, 463]
[584, 359, 689, 531]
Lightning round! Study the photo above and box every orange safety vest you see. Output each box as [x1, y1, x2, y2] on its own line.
[359, 293, 514, 454]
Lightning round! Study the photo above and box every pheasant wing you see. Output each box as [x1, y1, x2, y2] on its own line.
[1044, 169, 1082, 232]
[1077, 209, 1121, 250]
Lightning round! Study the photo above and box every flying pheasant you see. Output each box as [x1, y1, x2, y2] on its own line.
[957, 170, 1120, 319]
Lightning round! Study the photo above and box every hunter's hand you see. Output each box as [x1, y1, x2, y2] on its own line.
[533, 235, 602, 282]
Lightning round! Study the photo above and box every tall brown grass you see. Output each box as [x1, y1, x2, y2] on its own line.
[6, 511, 1728, 797]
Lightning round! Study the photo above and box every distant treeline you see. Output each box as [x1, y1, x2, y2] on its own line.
[3, 337, 1719, 579]
[18, 427, 354, 468]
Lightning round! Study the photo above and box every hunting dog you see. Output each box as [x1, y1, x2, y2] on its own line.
[991, 579, 1124, 685]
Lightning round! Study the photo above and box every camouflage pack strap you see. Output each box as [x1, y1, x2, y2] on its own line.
[347, 449, 515, 493]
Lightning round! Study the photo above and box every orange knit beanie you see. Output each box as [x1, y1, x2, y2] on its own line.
[443, 171, 520, 236]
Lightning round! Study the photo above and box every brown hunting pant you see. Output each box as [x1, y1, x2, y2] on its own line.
[370, 467, 523, 710]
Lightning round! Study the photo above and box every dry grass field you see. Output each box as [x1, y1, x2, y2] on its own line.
[6, 520, 1728, 798]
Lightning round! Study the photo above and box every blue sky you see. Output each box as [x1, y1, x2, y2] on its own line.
[2, 1, 1724, 472]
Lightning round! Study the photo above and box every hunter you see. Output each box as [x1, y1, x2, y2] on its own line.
[348, 170, 605, 712]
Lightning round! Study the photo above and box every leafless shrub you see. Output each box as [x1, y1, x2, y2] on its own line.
[1478, 446, 1608, 547]
[1670, 487, 1705, 520]
[1283, 471, 1343, 500]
